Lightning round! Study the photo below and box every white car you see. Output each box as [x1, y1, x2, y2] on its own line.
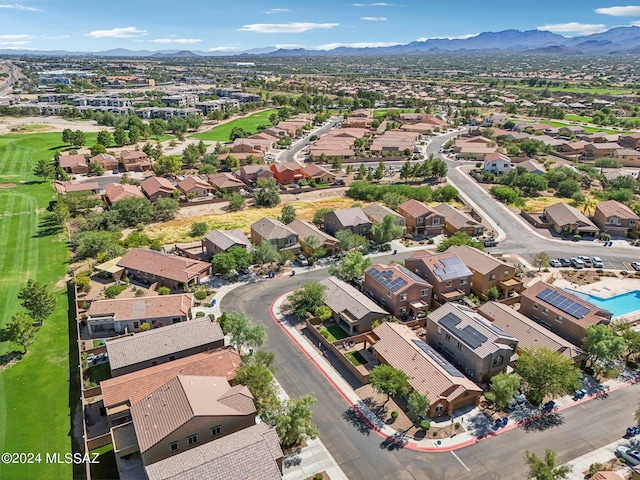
[592, 257, 604, 268]
[549, 259, 561, 268]
[617, 446, 640, 466]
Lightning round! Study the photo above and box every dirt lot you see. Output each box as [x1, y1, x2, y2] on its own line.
[0, 116, 108, 135]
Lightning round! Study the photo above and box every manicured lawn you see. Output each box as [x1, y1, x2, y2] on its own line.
[90, 444, 119, 480]
[320, 323, 350, 342]
[84, 362, 112, 387]
[373, 108, 416, 118]
[545, 121, 630, 135]
[190, 109, 278, 142]
[345, 351, 367, 366]
[0, 132, 80, 480]
[564, 114, 593, 123]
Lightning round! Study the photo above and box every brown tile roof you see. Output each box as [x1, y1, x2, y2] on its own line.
[433, 204, 483, 231]
[446, 245, 509, 275]
[207, 172, 246, 190]
[271, 161, 303, 173]
[589, 472, 623, 480]
[398, 199, 438, 218]
[177, 176, 214, 193]
[204, 228, 251, 251]
[101, 347, 241, 409]
[117, 248, 211, 283]
[330, 207, 371, 228]
[104, 183, 146, 203]
[477, 302, 584, 360]
[88, 293, 193, 324]
[140, 176, 175, 197]
[105, 317, 223, 372]
[363, 203, 405, 225]
[58, 153, 87, 169]
[372, 322, 482, 401]
[130, 375, 256, 452]
[407, 251, 472, 283]
[55, 181, 100, 194]
[90, 153, 117, 165]
[543, 202, 599, 231]
[251, 217, 298, 241]
[120, 150, 148, 160]
[364, 264, 431, 294]
[302, 163, 335, 179]
[595, 199, 640, 220]
[144, 423, 283, 480]
[288, 219, 339, 246]
[319, 276, 388, 320]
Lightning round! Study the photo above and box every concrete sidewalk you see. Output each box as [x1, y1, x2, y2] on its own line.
[562, 437, 633, 480]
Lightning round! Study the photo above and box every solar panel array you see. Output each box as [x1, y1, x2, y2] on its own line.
[439, 312, 488, 349]
[411, 339, 465, 377]
[432, 255, 472, 281]
[536, 288, 590, 319]
[367, 267, 408, 292]
[398, 265, 428, 284]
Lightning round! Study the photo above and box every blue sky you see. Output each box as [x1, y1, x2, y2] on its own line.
[3, 1, 640, 51]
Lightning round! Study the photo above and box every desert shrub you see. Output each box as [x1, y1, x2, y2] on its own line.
[420, 420, 431, 431]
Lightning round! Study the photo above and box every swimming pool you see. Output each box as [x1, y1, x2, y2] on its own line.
[564, 289, 640, 318]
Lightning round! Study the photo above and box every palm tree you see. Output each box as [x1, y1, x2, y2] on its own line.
[583, 197, 597, 216]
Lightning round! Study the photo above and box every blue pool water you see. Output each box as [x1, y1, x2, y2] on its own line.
[565, 289, 640, 317]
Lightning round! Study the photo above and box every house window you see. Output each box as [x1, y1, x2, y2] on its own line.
[421, 289, 429, 297]
[556, 316, 563, 323]
[457, 342, 462, 350]
[417, 217, 424, 224]
[287, 237, 296, 246]
[133, 321, 139, 329]
[360, 226, 368, 234]
[446, 281, 452, 287]
[211, 425, 221, 437]
[188, 434, 198, 445]
[399, 307, 407, 314]
[387, 290, 392, 297]
[542, 308, 548, 315]
[489, 274, 496, 281]
[492, 355, 504, 367]
[445, 333, 451, 341]
[460, 278, 467, 285]
[433, 218, 440, 225]
[533, 303, 538, 309]
[400, 294, 407, 301]
[503, 270, 509, 277]
[169, 442, 178, 452]
[437, 326, 442, 334]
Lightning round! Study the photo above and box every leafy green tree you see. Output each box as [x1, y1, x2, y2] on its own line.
[96, 130, 113, 147]
[515, 347, 582, 405]
[225, 311, 266, 352]
[157, 286, 171, 296]
[69, 130, 86, 147]
[254, 241, 280, 266]
[154, 197, 180, 222]
[88, 160, 105, 176]
[312, 207, 334, 226]
[71, 230, 123, 260]
[335, 229, 367, 252]
[61, 128, 73, 144]
[490, 185, 520, 204]
[113, 127, 128, 147]
[374, 161, 385, 180]
[190, 221, 208, 237]
[149, 118, 167, 138]
[533, 252, 550, 272]
[288, 281, 326, 318]
[329, 251, 372, 283]
[356, 163, 367, 180]
[399, 160, 413, 182]
[557, 180, 580, 198]
[302, 235, 326, 264]
[407, 392, 431, 423]
[90, 143, 107, 157]
[186, 114, 203, 131]
[525, 449, 571, 480]
[153, 155, 182, 176]
[270, 394, 318, 449]
[314, 305, 332, 321]
[254, 177, 280, 207]
[584, 324, 626, 373]
[332, 157, 342, 171]
[211, 252, 237, 277]
[437, 232, 485, 252]
[485, 372, 521, 410]
[432, 185, 459, 202]
[382, 192, 407, 211]
[234, 362, 279, 415]
[128, 125, 141, 144]
[369, 364, 411, 402]
[486, 286, 499, 301]
[50, 200, 70, 226]
[225, 192, 246, 211]
[280, 204, 297, 225]
[18, 280, 56, 325]
[32, 159, 54, 181]
[228, 246, 254, 269]
[3, 311, 38, 353]
[112, 197, 155, 227]
[371, 214, 404, 244]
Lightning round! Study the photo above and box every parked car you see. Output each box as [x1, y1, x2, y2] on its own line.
[616, 446, 640, 466]
[578, 256, 592, 267]
[483, 239, 498, 247]
[558, 258, 571, 267]
[632, 262, 640, 271]
[570, 258, 585, 269]
[592, 257, 604, 269]
[549, 259, 561, 267]
[295, 254, 309, 266]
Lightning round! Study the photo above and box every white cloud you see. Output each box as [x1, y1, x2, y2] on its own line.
[274, 44, 305, 49]
[361, 16, 387, 21]
[265, 8, 289, 14]
[0, 34, 32, 39]
[208, 46, 242, 52]
[416, 33, 479, 41]
[150, 38, 202, 44]
[352, 2, 398, 6]
[312, 41, 401, 50]
[537, 22, 608, 35]
[0, 3, 40, 11]
[595, 6, 640, 16]
[0, 41, 30, 45]
[238, 22, 339, 33]
[86, 27, 148, 38]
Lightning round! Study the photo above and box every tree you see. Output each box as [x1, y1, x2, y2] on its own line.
[112, 197, 155, 226]
[288, 282, 326, 318]
[533, 252, 550, 272]
[71, 230, 123, 260]
[382, 192, 407, 211]
[254, 177, 280, 207]
[399, 160, 413, 182]
[515, 347, 582, 405]
[374, 161, 385, 180]
[356, 163, 367, 180]
[154, 197, 180, 222]
[332, 157, 342, 171]
[312, 207, 333, 226]
[525, 449, 571, 480]
[153, 155, 182, 176]
[211, 252, 237, 277]
[87, 160, 105, 176]
[90, 143, 107, 157]
[113, 127, 128, 147]
[18, 279, 56, 325]
[407, 392, 431, 423]
[486, 286, 499, 301]
[69, 130, 86, 147]
[583, 324, 626, 373]
[270, 394, 318, 449]
[557, 179, 580, 198]
[32, 159, 54, 181]
[432, 185, 459, 202]
[335, 229, 367, 252]
[280, 204, 296, 225]
[186, 114, 203, 131]
[149, 118, 167, 138]
[369, 364, 410, 402]
[302, 235, 326, 264]
[128, 125, 141, 144]
[225, 192, 246, 211]
[61, 128, 73, 144]
[228, 245, 254, 270]
[234, 362, 279, 415]
[329, 251, 372, 283]
[485, 372, 521, 410]
[254, 241, 280, 266]
[437, 232, 485, 253]
[371, 214, 404, 244]
[190, 221, 208, 237]
[225, 311, 266, 352]
[3, 311, 37, 353]
[96, 130, 113, 147]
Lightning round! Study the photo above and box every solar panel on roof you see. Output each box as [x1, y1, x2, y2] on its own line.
[368, 267, 408, 292]
[536, 288, 590, 319]
[411, 339, 465, 377]
[432, 256, 471, 281]
[438, 311, 488, 349]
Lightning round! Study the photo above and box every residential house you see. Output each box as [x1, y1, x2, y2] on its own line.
[363, 203, 406, 230]
[238, 164, 274, 185]
[483, 152, 513, 175]
[517, 159, 546, 175]
[543, 202, 599, 236]
[371, 322, 483, 417]
[230, 139, 267, 163]
[250, 217, 300, 253]
[433, 203, 485, 236]
[90, 153, 119, 171]
[54, 180, 101, 195]
[58, 153, 88, 174]
[117, 248, 211, 290]
[202, 229, 252, 257]
[101, 347, 242, 427]
[144, 423, 283, 480]
[593, 199, 639, 237]
[427, 303, 517, 383]
[140, 176, 176, 202]
[362, 264, 432, 320]
[86, 293, 193, 337]
[207, 172, 247, 193]
[447, 245, 523, 298]
[119, 151, 152, 172]
[288, 219, 340, 255]
[318, 276, 389, 334]
[398, 199, 445, 235]
[105, 317, 224, 376]
[478, 302, 585, 367]
[270, 161, 304, 185]
[519, 281, 612, 346]
[556, 140, 588, 157]
[583, 142, 622, 158]
[323, 207, 373, 237]
[103, 183, 146, 205]
[405, 250, 472, 302]
[612, 148, 640, 167]
[618, 133, 640, 149]
[111, 375, 257, 474]
[302, 163, 336, 184]
[177, 176, 215, 199]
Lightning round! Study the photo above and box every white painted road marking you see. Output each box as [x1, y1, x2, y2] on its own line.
[450, 451, 471, 472]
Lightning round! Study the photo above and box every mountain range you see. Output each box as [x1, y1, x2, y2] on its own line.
[4, 26, 640, 57]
